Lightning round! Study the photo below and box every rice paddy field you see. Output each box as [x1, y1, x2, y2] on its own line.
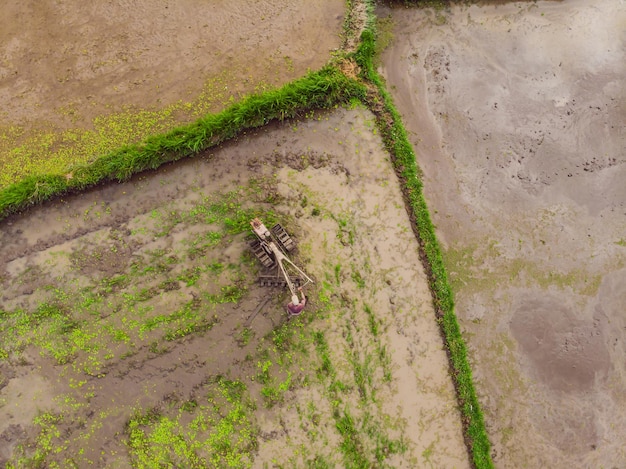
[1, 0, 624, 468]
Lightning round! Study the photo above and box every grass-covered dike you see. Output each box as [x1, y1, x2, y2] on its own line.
[0, 1, 493, 467]
[0, 66, 366, 222]
[355, 3, 493, 467]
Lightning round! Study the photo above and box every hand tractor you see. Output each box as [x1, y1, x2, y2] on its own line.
[249, 218, 314, 297]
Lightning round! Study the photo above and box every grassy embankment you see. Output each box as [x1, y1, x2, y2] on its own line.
[355, 2, 493, 468]
[0, 66, 365, 222]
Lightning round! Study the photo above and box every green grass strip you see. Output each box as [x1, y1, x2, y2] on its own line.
[0, 66, 365, 222]
[353, 5, 493, 469]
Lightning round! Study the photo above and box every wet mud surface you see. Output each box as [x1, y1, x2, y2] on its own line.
[0, 107, 469, 467]
[0, 2, 460, 466]
[380, 0, 626, 467]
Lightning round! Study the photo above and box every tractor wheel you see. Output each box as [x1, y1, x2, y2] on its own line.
[249, 239, 275, 269]
[271, 224, 296, 252]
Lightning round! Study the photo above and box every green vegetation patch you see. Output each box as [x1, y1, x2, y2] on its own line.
[126, 376, 258, 469]
[0, 190, 268, 375]
[444, 242, 604, 297]
[0, 68, 279, 192]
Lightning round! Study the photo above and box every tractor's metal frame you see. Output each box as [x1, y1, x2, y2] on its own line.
[249, 218, 313, 295]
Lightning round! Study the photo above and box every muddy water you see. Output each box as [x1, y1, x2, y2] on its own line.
[380, 0, 626, 467]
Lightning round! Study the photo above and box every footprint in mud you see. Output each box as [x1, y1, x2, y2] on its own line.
[424, 45, 451, 98]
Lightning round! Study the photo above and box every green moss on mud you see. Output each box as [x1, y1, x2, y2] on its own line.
[444, 243, 603, 297]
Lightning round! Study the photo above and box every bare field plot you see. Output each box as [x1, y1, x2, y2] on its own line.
[0, 0, 345, 188]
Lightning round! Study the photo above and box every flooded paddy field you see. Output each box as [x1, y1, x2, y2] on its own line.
[380, 0, 626, 467]
[0, 105, 469, 466]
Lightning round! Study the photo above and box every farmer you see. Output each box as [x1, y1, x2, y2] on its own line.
[287, 286, 307, 317]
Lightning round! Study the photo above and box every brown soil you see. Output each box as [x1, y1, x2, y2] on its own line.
[0, 0, 345, 129]
[0, 2, 471, 466]
[380, 0, 626, 467]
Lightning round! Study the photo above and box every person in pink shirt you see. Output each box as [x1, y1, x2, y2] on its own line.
[287, 287, 307, 317]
